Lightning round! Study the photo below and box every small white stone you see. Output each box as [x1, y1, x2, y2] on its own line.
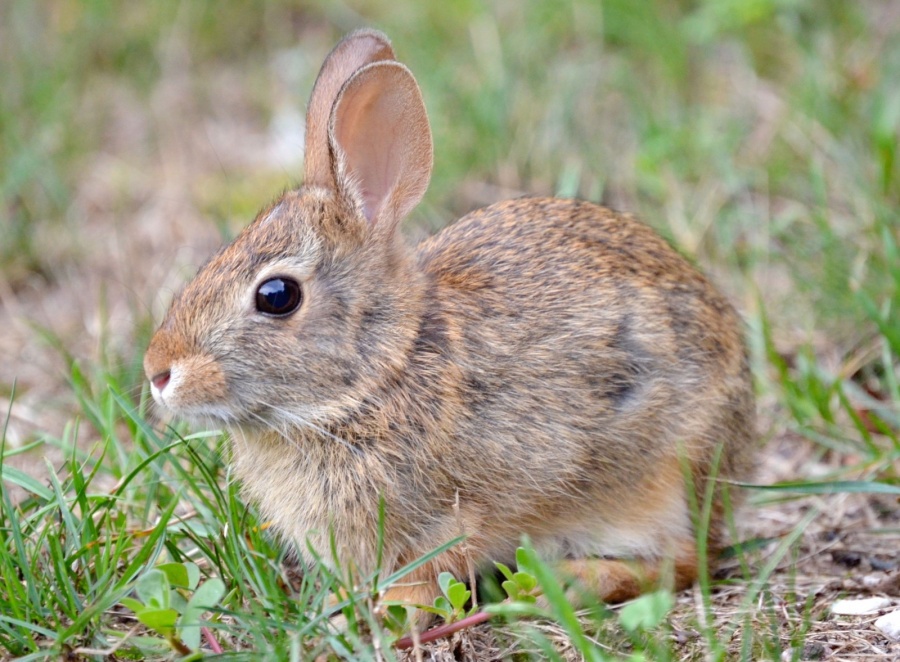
[875, 609, 900, 640]
[831, 597, 892, 615]
[861, 574, 883, 589]
[780, 647, 800, 662]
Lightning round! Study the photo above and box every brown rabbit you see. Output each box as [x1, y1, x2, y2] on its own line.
[144, 29, 755, 616]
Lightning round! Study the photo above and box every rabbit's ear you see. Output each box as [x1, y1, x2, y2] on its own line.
[329, 61, 433, 232]
[304, 30, 394, 189]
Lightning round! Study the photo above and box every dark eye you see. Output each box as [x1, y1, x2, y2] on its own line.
[255, 277, 302, 316]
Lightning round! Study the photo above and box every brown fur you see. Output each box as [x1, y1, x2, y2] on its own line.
[144, 30, 756, 620]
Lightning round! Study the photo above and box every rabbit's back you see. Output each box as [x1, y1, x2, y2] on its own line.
[413, 197, 754, 524]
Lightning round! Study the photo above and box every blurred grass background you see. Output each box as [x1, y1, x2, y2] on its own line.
[1, 0, 899, 657]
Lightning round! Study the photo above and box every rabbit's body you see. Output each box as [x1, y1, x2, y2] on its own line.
[145, 30, 755, 612]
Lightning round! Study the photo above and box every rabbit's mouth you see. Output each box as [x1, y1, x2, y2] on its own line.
[146, 355, 236, 422]
[151, 393, 238, 428]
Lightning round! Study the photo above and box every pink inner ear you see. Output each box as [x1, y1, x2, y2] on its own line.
[331, 62, 433, 230]
[359, 111, 404, 223]
[336, 82, 403, 223]
[361, 188, 382, 223]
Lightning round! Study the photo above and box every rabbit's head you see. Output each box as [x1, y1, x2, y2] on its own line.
[144, 30, 433, 430]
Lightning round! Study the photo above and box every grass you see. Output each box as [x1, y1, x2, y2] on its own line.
[2, 0, 899, 659]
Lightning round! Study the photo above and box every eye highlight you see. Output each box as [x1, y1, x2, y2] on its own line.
[255, 277, 302, 316]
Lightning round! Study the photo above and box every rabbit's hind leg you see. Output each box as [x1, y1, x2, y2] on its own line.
[556, 538, 698, 604]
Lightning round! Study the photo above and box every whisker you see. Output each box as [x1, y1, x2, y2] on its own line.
[254, 400, 361, 456]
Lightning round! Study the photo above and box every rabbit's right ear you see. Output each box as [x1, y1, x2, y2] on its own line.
[304, 29, 395, 189]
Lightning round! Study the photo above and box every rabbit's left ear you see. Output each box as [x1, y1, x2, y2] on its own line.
[329, 60, 433, 233]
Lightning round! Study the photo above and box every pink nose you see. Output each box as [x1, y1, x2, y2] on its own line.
[151, 370, 171, 391]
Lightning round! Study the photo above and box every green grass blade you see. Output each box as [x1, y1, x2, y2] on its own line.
[739, 480, 900, 495]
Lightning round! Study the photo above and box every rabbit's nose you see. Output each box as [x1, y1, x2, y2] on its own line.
[151, 369, 171, 391]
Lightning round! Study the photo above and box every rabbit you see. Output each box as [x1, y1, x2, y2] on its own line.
[144, 28, 756, 618]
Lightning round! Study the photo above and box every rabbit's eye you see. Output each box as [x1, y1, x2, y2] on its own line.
[256, 277, 302, 316]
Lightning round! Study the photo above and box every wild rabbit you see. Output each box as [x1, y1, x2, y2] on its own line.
[145, 29, 755, 615]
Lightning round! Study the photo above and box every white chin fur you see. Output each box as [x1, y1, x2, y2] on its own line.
[149, 381, 164, 407]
